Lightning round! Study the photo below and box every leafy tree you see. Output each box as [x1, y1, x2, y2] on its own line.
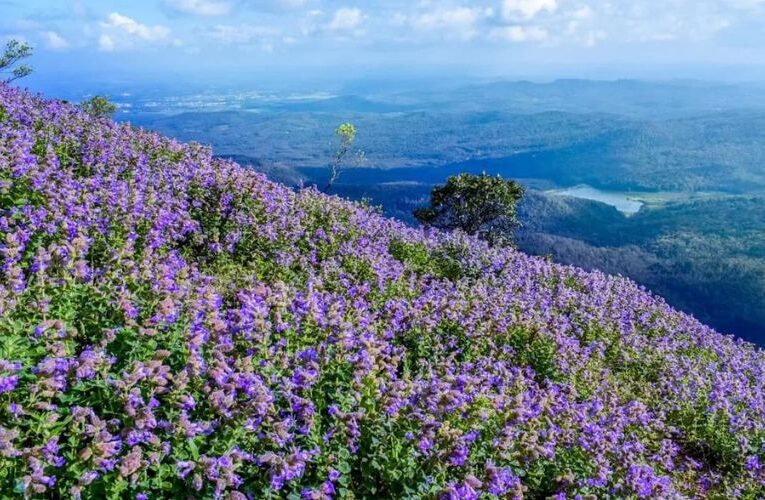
[414, 173, 524, 245]
[81, 95, 118, 118]
[325, 122, 362, 192]
[0, 39, 33, 84]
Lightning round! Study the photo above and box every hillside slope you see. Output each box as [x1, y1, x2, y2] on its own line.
[1, 84, 765, 498]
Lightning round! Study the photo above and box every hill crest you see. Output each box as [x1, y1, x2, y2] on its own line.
[1, 84, 764, 497]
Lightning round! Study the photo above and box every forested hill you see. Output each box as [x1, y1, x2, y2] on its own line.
[2, 84, 765, 497]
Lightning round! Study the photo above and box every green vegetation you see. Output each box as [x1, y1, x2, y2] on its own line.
[505, 326, 561, 382]
[4, 81, 765, 499]
[325, 122, 362, 192]
[0, 39, 33, 84]
[414, 173, 524, 246]
[388, 239, 473, 281]
[80, 95, 118, 118]
[516, 190, 765, 341]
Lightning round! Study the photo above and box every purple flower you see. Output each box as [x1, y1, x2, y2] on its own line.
[449, 446, 469, 467]
[626, 464, 671, 498]
[485, 463, 520, 495]
[0, 78, 762, 499]
[0, 375, 18, 394]
[327, 468, 340, 482]
[176, 460, 195, 480]
[417, 437, 433, 454]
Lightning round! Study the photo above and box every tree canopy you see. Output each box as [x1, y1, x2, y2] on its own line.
[414, 173, 524, 245]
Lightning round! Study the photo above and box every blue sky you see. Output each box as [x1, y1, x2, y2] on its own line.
[3, 0, 765, 90]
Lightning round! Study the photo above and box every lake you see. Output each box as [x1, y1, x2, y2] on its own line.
[548, 185, 645, 214]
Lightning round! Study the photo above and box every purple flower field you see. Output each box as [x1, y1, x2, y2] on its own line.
[1, 83, 765, 498]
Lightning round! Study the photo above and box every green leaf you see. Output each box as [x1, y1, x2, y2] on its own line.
[188, 439, 199, 460]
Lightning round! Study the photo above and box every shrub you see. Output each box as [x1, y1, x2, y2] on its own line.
[388, 239, 471, 280]
[80, 95, 118, 118]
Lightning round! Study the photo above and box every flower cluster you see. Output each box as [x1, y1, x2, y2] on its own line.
[1, 83, 765, 498]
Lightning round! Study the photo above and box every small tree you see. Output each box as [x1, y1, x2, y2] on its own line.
[81, 96, 118, 118]
[414, 173, 525, 246]
[0, 39, 33, 84]
[325, 122, 361, 192]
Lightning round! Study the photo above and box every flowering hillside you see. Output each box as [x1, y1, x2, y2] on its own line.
[1, 84, 765, 499]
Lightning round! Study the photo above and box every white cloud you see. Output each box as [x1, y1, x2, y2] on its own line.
[296, 9, 323, 36]
[328, 7, 366, 35]
[410, 6, 493, 40]
[276, 0, 310, 7]
[501, 0, 558, 20]
[238, 0, 311, 10]
[583, 29, 607, 46]
[491, 25, 548, 42]
[98, 34, 116, 52]
[9, 0, 757, 61]
[43, 31, 69, 50]
[570, 5, 593, 20]
[208, 24, 280, 44]
[611, 1, 734, 44]
[98, 13, 170, 51]
[165, 0, 232, 16]
[726, 0, 765, 8]
[564, 5, 597, 40]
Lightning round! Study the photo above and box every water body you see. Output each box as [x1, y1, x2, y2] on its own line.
[548, 185, 645, 214]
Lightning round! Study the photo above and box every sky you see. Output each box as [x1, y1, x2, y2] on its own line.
[3, 0, 765, 92]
